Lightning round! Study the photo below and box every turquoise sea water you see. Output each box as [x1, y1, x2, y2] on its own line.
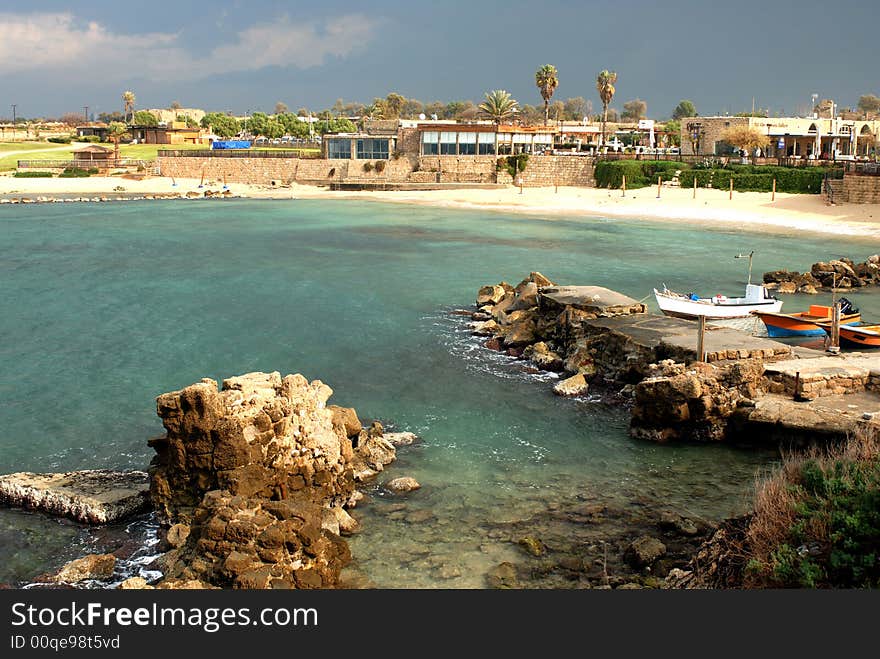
[2, 198, 879, 587]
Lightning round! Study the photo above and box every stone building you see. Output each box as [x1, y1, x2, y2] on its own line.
[681, 113, 879, 159]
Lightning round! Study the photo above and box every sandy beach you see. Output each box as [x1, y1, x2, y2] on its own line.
[2, 172, 879, 238]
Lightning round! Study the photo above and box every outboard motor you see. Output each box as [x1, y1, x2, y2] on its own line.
[838, 297, 858, 315]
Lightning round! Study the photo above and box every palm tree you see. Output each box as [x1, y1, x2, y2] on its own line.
[106, 122, 129, 161]
[479, 90, 519, 125]
[535, 65, 559, 126]
[596, 70, 618, 147]
[122, 91, 136, 124]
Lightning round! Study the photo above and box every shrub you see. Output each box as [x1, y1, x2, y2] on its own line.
[59, 167, 92, 178]
[374, 160, 386, 173]
[80, 135, 102, 143]
[362, 161, 374, 172]
[47, 136, 72, 144]
[678, 166, 825, 193]
[744, 426, 880, 588]
[13, 171, 54, 178]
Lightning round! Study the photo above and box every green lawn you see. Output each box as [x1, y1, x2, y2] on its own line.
[0, 141, 68, 153]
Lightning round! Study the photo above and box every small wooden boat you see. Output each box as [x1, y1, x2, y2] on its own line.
[752, 299, 860, 337]
[654, 283, 783, 320]
[817, 322, 880, 348]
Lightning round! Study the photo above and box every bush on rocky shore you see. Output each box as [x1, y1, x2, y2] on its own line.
[667, 423, 880, 588]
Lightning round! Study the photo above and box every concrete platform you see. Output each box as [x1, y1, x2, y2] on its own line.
[584, 313, 812, 362]
[539, 286, 647, 316]
[765, 353, 880, 379]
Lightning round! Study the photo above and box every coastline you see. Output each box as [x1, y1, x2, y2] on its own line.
[2, 173, 879, 238]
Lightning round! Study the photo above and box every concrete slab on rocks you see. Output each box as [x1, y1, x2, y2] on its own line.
[0, 470, 150, 524]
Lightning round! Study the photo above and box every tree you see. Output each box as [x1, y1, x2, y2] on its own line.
[858, 94, 880, 115]
[383, 93, 405, 119]
[132, 110, 158, 126]
[177, 114, 199, 128]
[720, 125, 770, 160]
[60, 112, 87, 127]
[535, 64, 559, 125]
[316, 117, 357, 135]
[550, 100, 565, 122]
[97, 111, 125, 124]
[519, 104, 543, 125]
[122, 91, 136, 123]
[596, 70, 618, 146]
[275, 101, 288, 115]
[401, 97, 424, 118]
[200, 112, 240, 138]
[563, 96, 591, 121]
[662, 119, 681, 147]
[106, 122, 129, 160]
[478, 90, 519, 125]
[672, 100, 697, 120]
[276, 113, 310, 138]
[621, 99, 647, 122]
[170, 101, 182, 110]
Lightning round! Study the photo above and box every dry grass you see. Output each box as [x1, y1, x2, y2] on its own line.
[743, 423, 880, 587]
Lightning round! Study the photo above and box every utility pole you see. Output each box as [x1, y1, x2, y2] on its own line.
[83, 106, 89, 124]
[11, 104, 16, 142]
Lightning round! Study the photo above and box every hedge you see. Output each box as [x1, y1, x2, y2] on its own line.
[47, 136, 71, 144]
[595, 160, 688, 189]
[13, 171, 54, 178]
[678, 166, 826, 194]
[59, 167, 96, 178]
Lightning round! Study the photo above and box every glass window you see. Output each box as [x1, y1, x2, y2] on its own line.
[440, 131, 457, 155]
[327, 138, 351, 159]
[356, 138, 390, 159]
[421, 131, 439, 155]
[458, 131, 476, 155]
[478, 133, 496, 155]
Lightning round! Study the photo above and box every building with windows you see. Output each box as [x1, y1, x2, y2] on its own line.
[322, 133, 395, 160]
[681, 114, 879, 159]
[417, 124, 558, 157]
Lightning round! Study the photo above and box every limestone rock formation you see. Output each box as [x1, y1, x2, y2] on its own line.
[0, 470, 149, 524]
[149, 371, 400, 589]
[764, 255, 880, 291]
[53, 554, 116, 583]
[553, 373, 589, 397]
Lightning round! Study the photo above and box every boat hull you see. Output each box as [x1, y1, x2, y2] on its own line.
[754, 311, 862, 337]
[654, 291, 783, 320]
[837, 326, 880, 348]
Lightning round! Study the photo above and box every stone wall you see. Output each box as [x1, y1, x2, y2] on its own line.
[158, 155, 417, 186]
[158, 153, 597, 187]
[839, 175, 880, 204]
[416, 156, 497, 183]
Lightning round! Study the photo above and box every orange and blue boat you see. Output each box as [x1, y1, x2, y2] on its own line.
[752, 299, 860, 337]
[817, 323, 880, 349]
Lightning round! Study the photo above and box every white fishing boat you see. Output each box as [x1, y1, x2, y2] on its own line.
[654, 251, 783, 320]
[654, 283, 784, 319]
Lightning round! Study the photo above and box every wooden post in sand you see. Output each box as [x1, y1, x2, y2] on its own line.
[657, 175, 662, 198]
[729, 177, 733, 200]
[772, 178, 776, 201]
[697, 314, 707, 362]
[693, 176, 697, 199]
[622, 175, 626, 197]
[828, 303, 841, 354]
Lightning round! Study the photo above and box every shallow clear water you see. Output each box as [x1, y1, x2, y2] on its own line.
[1, 198, 879, 586]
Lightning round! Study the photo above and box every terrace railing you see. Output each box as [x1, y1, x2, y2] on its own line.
[157, 149, 322, 159]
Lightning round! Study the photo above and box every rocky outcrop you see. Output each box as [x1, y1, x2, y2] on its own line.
[630, 359, 764, 442]
[763, 255, 880, 292]
[385, 476, 421, 493]
[553, 374, 589, 397]
[148, 371, 406, 589]
[0, 470, 149, 524]
[53, 554, 116, 584]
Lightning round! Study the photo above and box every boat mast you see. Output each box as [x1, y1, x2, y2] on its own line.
[735, 251, 754, 285]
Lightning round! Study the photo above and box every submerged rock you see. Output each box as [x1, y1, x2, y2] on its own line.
[0, 470, 149, 524]
[385, 476, 421, 494]
[625, 536, 667, 567]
